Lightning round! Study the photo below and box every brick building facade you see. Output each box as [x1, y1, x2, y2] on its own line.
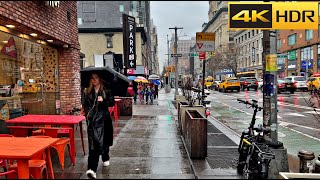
[278, 28, 320, 77]
[0, 1, 81, 114]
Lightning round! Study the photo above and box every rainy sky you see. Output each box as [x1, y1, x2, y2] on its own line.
[150, 1, 208, 71]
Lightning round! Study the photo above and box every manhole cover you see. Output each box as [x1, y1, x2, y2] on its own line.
[207, 148, 238, 169]
[207, 134, 237, 146]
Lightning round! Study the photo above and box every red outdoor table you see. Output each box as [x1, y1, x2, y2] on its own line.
[0, 137, 59, 179]
[6, 115, 86, 164]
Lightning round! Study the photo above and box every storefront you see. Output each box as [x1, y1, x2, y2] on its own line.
[0, 1, 80, 119]
[287, 50, 298, 76]
[277, 53, 286, 78]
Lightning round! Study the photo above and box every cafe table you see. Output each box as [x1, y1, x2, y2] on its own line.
[6, 115, 86, 163]
[0, 137, 59, 179]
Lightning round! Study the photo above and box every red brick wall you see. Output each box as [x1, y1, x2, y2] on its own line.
[0, 1, 79, 47]
[0, 1, 81, 114]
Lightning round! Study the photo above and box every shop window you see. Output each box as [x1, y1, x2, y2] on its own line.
[288, 34, 297, 46]
[277, 39, 281, 48]
[67, 11, 72, 22]
[306, 30, 313, 41]
[106, 36, 113, 48]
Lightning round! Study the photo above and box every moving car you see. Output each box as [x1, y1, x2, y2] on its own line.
[278, 79, 296, 94]
[285, 76, 307, 91]
[307, 73, 320, 91]
[204, 76, 214, 89]
[212, 81, 221, 91]
[0, 85, 12, 97]
[218, 78, 240, 92]
[239, 77, 258, 91]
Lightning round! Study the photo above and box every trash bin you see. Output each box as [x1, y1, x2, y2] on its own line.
[185, 109, 207, 159]
[298, 150, 315, 173]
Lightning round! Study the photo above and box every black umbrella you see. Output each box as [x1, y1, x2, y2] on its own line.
[80, 66, 130, 96]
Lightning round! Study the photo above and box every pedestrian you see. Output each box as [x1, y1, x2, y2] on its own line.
[145, 83, 152, 104]
[154, 84, 159, 100]
[82, 73, 115, 179]
[138, 82, 144, 103]
[132, 81, 138, 103]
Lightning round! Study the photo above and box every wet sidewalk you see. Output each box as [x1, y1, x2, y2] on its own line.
[51, 88, 195, 179]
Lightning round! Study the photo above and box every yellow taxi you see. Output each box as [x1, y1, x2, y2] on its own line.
[218, 77, 240, 92]
[204, 76, 214, 89]
[307, 73, 320, 91]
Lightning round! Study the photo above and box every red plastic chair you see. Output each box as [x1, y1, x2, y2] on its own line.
[0, 170, 17, 179]
[9, 160, 47, 179]
[30, 132, 74, 171]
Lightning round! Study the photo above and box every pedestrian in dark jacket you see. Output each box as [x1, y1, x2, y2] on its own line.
[132, 81, 138, 103]
[82, 73, 115, 179]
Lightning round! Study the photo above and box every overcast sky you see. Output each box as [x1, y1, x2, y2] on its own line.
[150, 1, 209, 71]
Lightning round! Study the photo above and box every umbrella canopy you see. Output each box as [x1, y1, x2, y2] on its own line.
[135, 76, 148, 83]
[152, 80, 161, 85]
[148, 74, 160, 80]
[80, 66, 130, 96]
[128, 76, 136, 81]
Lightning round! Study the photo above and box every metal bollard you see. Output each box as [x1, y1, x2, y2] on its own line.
[298, 150, 315, 173]
[314, 155, 320, 173]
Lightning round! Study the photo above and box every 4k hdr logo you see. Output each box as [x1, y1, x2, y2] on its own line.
[228, 2, 319, 30]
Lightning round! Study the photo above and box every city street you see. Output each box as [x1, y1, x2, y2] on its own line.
[207, 90, 320, 157]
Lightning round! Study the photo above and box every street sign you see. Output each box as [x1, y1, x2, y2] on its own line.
[277, 54, 287, 58]
[123, 14, 136, 69]
[196, 32, 215, 52]
[301, 60, 313, 69]
[190, 52, 198, 57]
[171, 54, 182, 58]
[199, 51, 206, 60]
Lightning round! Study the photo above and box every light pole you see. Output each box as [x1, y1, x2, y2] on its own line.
[169, 26, 183, 100]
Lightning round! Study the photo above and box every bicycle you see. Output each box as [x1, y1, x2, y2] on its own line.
[236, 99, 275, 179]
[189, 87, 211, 118]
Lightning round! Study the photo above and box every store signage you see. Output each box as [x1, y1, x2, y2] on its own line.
[277, 64, 284, 72]
[123, 14, 136, 69]
[287, 60, 297, 70]
[301, 59, 313, 69]
[45, 1, 60, 7]
[1, 37, 17, 58]
[127, 69, 134, 75]
[288, 50, 296, 60]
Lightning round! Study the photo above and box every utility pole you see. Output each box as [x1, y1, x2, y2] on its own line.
[165, 34, 171, 93]
[169, 26, 183, 100]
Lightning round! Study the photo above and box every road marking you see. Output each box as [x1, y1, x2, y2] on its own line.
[281, 125, 320, 142]
[279, 121, 320, 132]
[282, 113, 306, 117]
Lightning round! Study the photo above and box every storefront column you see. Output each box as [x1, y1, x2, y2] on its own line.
[58, 47, 81, 114]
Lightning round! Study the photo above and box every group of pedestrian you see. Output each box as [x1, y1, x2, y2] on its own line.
[132, 81, 158, 104]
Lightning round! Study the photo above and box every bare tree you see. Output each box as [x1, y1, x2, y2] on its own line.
[214, 43, 239, 77]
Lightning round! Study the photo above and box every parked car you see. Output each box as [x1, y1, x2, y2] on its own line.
[285, 76, 307, 91]
[278, 79, 296, 94]
[0, 85, 12, 97]
[307, 73, 320, 91]
[218, 78, 240, 92]
[257, 78, 263, 90]
[212, 81, 221, 91]
[239, 77, 258, 91]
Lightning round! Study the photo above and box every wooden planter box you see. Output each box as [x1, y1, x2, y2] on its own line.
[185, 109, 207, 159]
[177, 101, 189, 133]
[180, 105, 205, 137]
[117, 97, 133, 116]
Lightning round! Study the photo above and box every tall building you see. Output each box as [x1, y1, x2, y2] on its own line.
[169, 36, 196, 77]
[203, 1, 237, 80]
[150, 19, 159, 74]
[234, 30, 263, 78]
[77, 1, 152, 76]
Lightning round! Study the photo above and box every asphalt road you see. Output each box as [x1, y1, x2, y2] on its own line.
[207, 89, 320, 156]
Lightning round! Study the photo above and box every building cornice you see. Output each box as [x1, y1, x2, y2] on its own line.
[78, 27, 148, 43]
[202, 7, 228, 32]
[233, 30, 247, 37]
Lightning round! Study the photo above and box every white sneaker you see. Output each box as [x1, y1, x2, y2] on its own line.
[86, 169, 96, 179]
[103, 161, 110, 167]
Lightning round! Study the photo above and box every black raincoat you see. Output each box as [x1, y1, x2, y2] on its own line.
[82, 88, 115, 154]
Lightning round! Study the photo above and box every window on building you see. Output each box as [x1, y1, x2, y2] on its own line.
[256, 30, 259, 34]
[119, 5, 124, 12]
[288, 34, 297, 46]
[106, 36, 113, 48]
[277, 39, 281, 48]
[252, 30, 255, 36]
[319, 24, 320, 38]
[245, 34, 247, 40]
[306, 30, 313, 41]
[248, 32, 250, 39]
[241, 36, 243, 42]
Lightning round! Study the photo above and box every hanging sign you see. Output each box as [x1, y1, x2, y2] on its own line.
[1, 37, 17, 58]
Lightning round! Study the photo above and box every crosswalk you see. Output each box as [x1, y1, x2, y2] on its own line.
[210, 91, 320, 119]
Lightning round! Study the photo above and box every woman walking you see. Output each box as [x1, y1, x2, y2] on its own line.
[82, 73, 115, 179]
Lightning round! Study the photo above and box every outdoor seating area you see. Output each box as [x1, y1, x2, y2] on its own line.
[0, 114, 86, 179]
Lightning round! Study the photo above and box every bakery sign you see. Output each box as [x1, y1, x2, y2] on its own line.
[45, 1, 60, 7]
[1, 37, 17, 58]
